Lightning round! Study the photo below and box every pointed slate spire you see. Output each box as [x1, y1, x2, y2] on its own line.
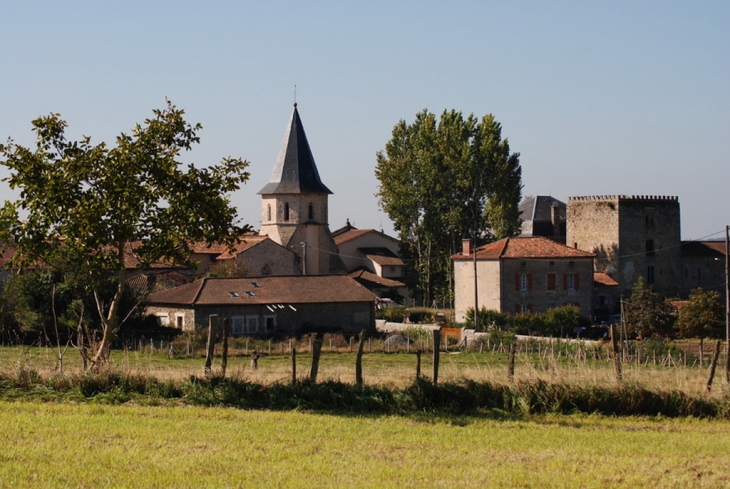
[258, 104, 333, 195]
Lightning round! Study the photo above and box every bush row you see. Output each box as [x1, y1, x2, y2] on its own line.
[0, 368, 727, 419]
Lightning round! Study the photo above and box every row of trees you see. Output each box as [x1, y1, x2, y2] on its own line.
[375, 110, 522, 306]
[624, 279, 725, 340]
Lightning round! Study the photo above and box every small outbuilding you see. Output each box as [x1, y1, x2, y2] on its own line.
[146, 275, 377, 336]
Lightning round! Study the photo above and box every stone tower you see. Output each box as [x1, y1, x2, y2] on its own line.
[258, 104, 346, 275]
[566, 195, 682, 297]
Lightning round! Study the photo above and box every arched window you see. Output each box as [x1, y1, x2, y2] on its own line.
[308, 203, 314, 220]
[284, 202, 290, 221]
[267, 204, 272, 222]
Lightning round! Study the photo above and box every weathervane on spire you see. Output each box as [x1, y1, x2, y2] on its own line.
[294, 84, 297, 107]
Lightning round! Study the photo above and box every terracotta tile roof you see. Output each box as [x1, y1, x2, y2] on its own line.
[594, 272, 619, 287]
[453, 237, 594, 260]
[216, 235, 272, 259]
[149, 275, 377, 306]
[333, 228, 373, 245]
[358, 247, 404, 267]
[347, 268, 405, 289]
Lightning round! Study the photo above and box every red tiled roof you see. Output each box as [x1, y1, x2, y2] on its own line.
[453, 237, 594, 260]
[215, 235, 272, 259]
[333, 228, 373, 246]
[149, 275, 377, 306]
[347, 268, 405, 288]
[358, 247, 404, 267]
[594, 272, 619, 287]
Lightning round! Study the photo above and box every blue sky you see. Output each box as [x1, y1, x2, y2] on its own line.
[1, 1, 727, 240]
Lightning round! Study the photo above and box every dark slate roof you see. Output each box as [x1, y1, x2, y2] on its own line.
[148, 275, 376, 306]
[681, 241, 727, 258]
[258, 104, 332, 195]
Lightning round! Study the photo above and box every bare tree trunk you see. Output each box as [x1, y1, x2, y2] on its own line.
[204, 315, 217, 376]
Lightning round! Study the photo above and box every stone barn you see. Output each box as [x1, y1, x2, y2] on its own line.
[146, 275, 377, 336]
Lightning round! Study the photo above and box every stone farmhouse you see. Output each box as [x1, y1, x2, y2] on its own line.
[147, 275, 377, 336]
[452, 237, 594, 323]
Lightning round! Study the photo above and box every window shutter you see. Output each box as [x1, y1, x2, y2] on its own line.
[562, 274, 568, 290]
[527, 274, 533, 291]
[527, 304, 533, 312]
[547, 274, 556, 291]
[515, 274, 520, 291]
[515, 304, 521, 314]
[574, 273, 580, 290]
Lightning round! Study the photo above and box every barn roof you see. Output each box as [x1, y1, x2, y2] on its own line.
[148, 275, 377, 306]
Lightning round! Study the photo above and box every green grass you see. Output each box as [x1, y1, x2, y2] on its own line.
[0, 401, 728, 488]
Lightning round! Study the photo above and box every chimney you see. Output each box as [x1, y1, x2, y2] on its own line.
[462, 239, 474, 256]
[551, 203, 561, 236]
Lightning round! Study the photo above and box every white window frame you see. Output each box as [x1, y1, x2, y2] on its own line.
[175, 313, 185, 330]
[520, 273, 528, 291]
[246, 316, 259, 334]
[566, 274, 575, 291]
[156, 313, 170, 327]
[231, 316, 245, 335]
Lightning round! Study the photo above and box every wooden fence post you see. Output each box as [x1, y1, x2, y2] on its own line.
[415, 350, 421, 379]
[310, 336, 323, 383]
[204, 315, 217, 377]
[508, 341, 515, 382]
[705, 340, 721, 393]
[291, 348, 297, 385]
[610, 323, 622, 382]
[221, 317, 230, 378]
[432, 330, 441, 385]
[355, 330, 366, 386]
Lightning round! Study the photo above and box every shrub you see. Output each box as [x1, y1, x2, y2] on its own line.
[406, 308, 435, 324]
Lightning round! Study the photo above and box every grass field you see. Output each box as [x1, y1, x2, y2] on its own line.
[1, 401, 729, 488]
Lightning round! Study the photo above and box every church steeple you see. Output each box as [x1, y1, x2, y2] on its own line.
[258, 104, 346, 275]
[258, 104, 332, 195]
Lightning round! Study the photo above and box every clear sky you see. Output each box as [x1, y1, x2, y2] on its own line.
[1, 1, 727, 241]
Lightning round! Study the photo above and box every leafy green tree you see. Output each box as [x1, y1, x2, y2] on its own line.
[0, 101, 250, 369]
[676, 288, 724, 340]
[465, 307, 509, 332]
[623, 277, 676, 338]
[375, 110, 522, 305]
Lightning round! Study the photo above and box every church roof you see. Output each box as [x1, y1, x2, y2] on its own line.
[258, 104, 333, 195]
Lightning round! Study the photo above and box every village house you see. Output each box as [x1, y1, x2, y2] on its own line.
[452, 237, 594, 322]
[332, 219, 408, 301]
[146, 275, 377, 335]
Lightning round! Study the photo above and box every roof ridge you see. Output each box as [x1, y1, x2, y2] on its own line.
[192, 278, 207, 304]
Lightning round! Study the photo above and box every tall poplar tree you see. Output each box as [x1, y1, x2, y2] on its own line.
[0, 101, 250, 369]
[375, 109, 522, 305]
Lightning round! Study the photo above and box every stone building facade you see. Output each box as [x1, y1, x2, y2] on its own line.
[567, 195, 682, 298]
[452, 237, 594, 322]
